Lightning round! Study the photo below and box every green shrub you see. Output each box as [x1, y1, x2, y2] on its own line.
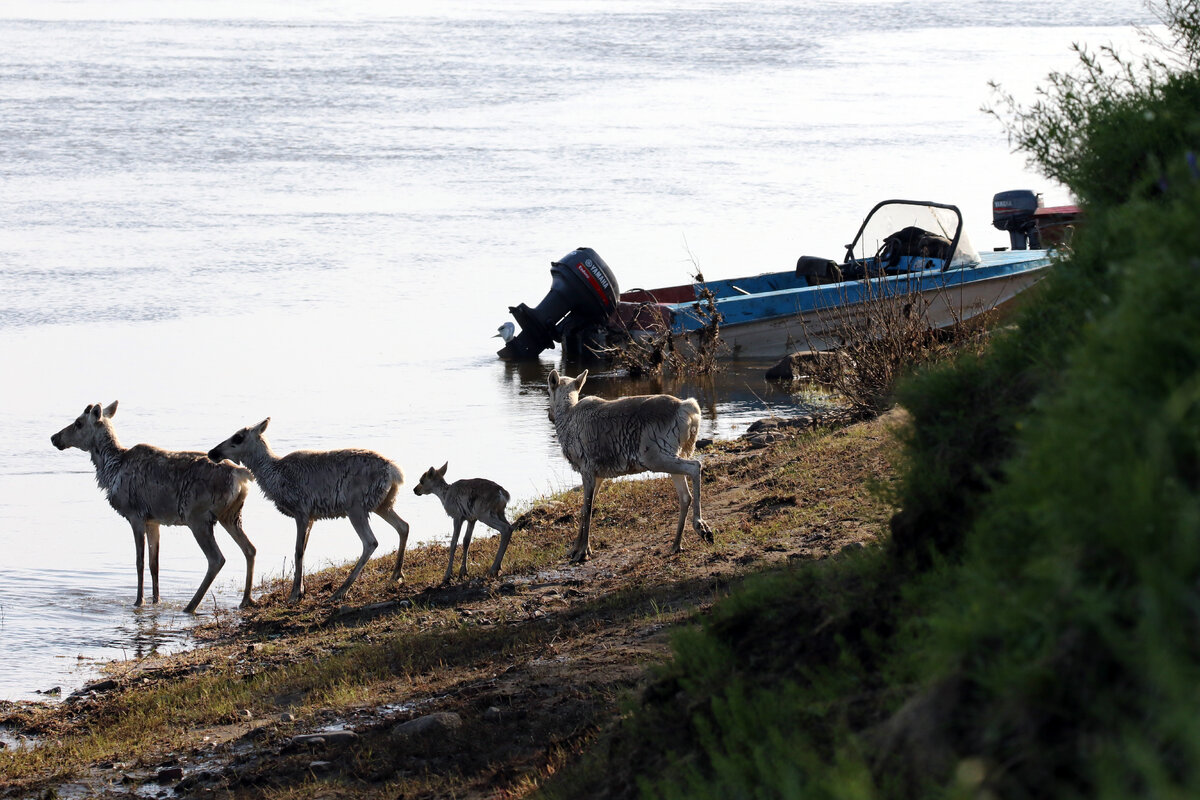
[911, 170, 1200, 797]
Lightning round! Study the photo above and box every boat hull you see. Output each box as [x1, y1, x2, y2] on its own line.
[667, 250, 1051, 360]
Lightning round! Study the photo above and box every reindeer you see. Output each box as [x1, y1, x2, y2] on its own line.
[546, 369, 713, 563]
[413, 462, 514, 584]
[50, 402, 257, 614]
[207, 419, 409, 603]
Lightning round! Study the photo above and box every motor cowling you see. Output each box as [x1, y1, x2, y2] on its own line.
[992, 189, 1042, 250]
[497, 247, 621, 360]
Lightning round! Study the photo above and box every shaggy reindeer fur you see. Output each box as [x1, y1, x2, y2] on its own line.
[546, 369, 713, 562]
[413, 462, 514, 584]
[50, 401, 257, 613]
[208, 418, 409, 603]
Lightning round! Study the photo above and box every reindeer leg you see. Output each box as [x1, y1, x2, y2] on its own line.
[219, 514, 257, 609]
[376, 507, 410, 584]
[146, 520, 162, 603]
[184, 521, 226, 614]
[486, 514, 513, 578]
[459, 520, 476, 579]
[290, 517, 313, 603]
[570, 474, 599, 563]
[443, 519, 463, 585]
[645, 454, 713, 548]
[333, 511, 378, 601]
[687, 458, 714, 543]
[129, 519, 147, 608]
[669, 474, 692, 553]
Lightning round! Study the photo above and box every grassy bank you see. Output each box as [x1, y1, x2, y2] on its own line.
[0, 412, 898, 798]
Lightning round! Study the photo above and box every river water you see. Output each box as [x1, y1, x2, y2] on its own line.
[0, 0, 1153, 701]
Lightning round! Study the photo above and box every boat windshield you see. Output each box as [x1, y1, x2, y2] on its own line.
[846, 201, 979, 270]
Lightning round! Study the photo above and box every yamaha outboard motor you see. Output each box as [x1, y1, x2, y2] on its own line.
[992, 189, 1043, 250]
[497, 247, 620, 360]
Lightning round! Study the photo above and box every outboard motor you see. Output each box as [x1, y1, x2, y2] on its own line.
[497, 247, 621, 360]
[992, 189, 1043, 250]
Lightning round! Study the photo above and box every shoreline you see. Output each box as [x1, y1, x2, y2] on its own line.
[0, 410, 898, 798]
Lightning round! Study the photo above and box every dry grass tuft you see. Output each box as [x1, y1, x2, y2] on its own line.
[807, 280, 995, 416]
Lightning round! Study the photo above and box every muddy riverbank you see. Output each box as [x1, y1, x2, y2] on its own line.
[0, 410, 899, 799]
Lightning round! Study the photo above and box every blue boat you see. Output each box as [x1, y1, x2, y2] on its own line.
[608, 199, 1055, 359]
[497, 196, 1063, 362]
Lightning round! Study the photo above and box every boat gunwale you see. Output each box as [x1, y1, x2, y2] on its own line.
[665, 250, 1053, 332]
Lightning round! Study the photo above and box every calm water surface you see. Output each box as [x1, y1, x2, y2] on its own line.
[0, 0, 1153, 701]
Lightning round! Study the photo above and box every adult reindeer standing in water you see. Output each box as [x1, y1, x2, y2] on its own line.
[208, 418, 409, 603]
[50, 402, 258, 613]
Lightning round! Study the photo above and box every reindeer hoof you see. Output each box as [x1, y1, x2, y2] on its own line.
[697, 520, 714, 543]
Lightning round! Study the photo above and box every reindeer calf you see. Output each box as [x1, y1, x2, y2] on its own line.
[414, 462, 514, 584]
[51, 401, 257, 613]
[208, 418, 409, 603]
[547, 369, 713, 562]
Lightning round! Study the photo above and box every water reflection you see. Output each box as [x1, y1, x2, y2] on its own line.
[111, 606, 196, 663]
[0, 565, 204, 700]
[500, 353, 837, 435]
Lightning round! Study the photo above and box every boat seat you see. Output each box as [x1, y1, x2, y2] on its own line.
[795, 256, 841, 286]
[879, 226, 952, 270]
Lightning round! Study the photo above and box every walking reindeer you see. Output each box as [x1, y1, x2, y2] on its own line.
[545, 369, 713, 562]
[208, 418, 409, 603]
[413, 462, 514, 584]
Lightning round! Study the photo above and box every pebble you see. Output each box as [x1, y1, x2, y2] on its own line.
[290, 730, 359, 748]
[391, 712, 463, 740]
[156, 766, 184, 783]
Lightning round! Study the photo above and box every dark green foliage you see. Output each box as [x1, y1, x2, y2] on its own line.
[917, 173, 1200, 797]
[631, 551, 901, 800]
[559, 4, 1200, 798]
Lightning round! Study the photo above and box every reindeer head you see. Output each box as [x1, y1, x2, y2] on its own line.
[51, 401, 118, 452]
[208, 418, 270, 464]
[413, 462, 449, 496]
[546, 369, 587, 423]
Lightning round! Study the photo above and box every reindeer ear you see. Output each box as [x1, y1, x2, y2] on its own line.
[254, 418, 270, 434]
[547, 369, 559, 392]
[102, 401, 118, 418]
[576, 369, 588, 392]
[437, 461, 448, 478]
[88, 404, 102, 421]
